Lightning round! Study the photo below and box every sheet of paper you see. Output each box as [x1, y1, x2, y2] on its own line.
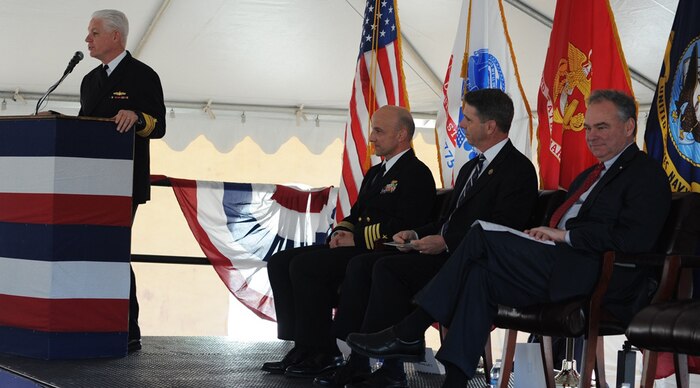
[473, 220, 555, 245]
[383, 241, 415, 249]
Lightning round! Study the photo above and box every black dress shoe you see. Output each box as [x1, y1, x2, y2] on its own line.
[346, 327, 424, 361]
[261, 346, 307, 374]
[284, 353, 346, 378]
[313, 363, 371, 387]
[345, 368, 408, 388]
[127, 338, 142, 353]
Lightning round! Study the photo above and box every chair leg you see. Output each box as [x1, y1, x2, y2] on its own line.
[540, 336, 556, 388]
[674, 353, 689, 388]
[640, 350, 658, 388]
[483, 333, 493, 385]
[497, 329, 517, 388]
[579, 333, 598, 388]
[594, 337, 606, 388]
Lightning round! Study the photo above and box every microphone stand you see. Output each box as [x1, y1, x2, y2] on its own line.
[35, 72, 72, 115]
[35, 52, 83, 115]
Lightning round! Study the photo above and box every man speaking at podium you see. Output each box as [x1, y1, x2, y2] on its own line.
[79, 9, 166, 352]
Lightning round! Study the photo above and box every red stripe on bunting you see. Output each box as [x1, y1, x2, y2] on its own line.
[271, 186, 332, 213]
[0, 294, 128, 332]
[0, 193, 132, 226]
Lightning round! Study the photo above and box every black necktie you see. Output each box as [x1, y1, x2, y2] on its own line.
[98, 65, 109, 88]
[440, 154, 486, 236]
[371, 163, 386, 187]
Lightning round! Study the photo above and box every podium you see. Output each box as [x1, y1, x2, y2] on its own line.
[0, 115, 134, 359]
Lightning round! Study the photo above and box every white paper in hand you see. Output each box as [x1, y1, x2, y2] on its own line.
[472, 220, 555, 245]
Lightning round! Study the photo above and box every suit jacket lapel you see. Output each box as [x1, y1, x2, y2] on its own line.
[363, 149, 415, 199]
[83, 53, 133, 116]
[460, 141, 514, 203]
[579, 144, 639, 213]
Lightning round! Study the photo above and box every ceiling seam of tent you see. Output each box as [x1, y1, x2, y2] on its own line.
[132, 0, 172, 59]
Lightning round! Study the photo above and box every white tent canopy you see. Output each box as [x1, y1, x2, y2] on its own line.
[0, 0, 677, 120]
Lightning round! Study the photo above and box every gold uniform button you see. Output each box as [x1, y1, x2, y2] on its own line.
[366, 217, 371, 222]
[358, 217, 362, 222]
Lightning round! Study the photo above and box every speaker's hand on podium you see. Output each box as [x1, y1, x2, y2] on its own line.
[113, 109, 138, 133]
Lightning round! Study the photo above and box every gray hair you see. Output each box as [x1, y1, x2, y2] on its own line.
[588, 89, 637, 134]
[92, 9, 129, 46]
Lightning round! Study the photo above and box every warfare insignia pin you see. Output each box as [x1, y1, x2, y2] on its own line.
[111, 91, 129, 100]
[381, 180, 398, 194]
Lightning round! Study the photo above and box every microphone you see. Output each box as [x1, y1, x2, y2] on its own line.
[35, 51, 84, 115]
[64, 51, 84, 75]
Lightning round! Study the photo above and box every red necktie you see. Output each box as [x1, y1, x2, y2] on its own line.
[548, 163, 605, 228]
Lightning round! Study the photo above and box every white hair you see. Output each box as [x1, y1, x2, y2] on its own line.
[92, 9, 129, 46]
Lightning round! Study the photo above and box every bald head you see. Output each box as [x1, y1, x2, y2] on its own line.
[369, 105, 415, 159]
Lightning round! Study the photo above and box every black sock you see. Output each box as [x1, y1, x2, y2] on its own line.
[348, 352, 370, 370]
[380, 359, 406, 378]
[441, 361, 469, 388]
[393, 307, 433, 342]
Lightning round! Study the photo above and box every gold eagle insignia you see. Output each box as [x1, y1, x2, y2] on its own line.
[553, 43, 592, 132]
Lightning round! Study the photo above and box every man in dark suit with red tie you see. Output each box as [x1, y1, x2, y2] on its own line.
[346, 90, 672, 387]
[318, 89, 538, 388]
[79, 9, 166, 352]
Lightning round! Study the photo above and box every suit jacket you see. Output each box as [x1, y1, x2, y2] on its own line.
[414, 140, 538, 252]
[550, 144, 671, 301]
[79, 51, 166, 204]
[335, 149, 436, 250]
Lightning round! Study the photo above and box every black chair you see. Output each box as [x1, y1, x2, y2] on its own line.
[627, 253, 700, 387]
[493, 192, 700, 388]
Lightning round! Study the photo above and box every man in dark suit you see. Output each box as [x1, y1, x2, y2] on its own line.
[318, 89, 538, 388]
[79, 9, 166, 352]
[346, 90, 672, 387]
[262, 105, 436, 379]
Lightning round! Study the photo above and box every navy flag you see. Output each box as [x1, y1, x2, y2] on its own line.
[645, 0, 700, 192]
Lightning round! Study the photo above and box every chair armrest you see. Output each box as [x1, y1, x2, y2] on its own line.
[613, 252, 668, 267]
[648, 254, 700, 304]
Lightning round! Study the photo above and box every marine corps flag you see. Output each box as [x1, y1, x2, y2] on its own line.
[537, 0, 634, 189]
[645, 0, 700, 193]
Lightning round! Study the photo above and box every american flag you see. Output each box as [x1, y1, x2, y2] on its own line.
[336, 0, 409, 222]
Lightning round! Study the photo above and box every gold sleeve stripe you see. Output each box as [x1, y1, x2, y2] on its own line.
[364, 226, 373, 250]
[363, 223, 381, 250]
[336, 221, 354, 232]
[136, 113, 158, 137]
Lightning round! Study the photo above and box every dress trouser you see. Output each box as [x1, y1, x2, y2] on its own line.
[333, 251, 449, 341]
[414, 225, 598, 378]
[267, 244, 367, 351]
